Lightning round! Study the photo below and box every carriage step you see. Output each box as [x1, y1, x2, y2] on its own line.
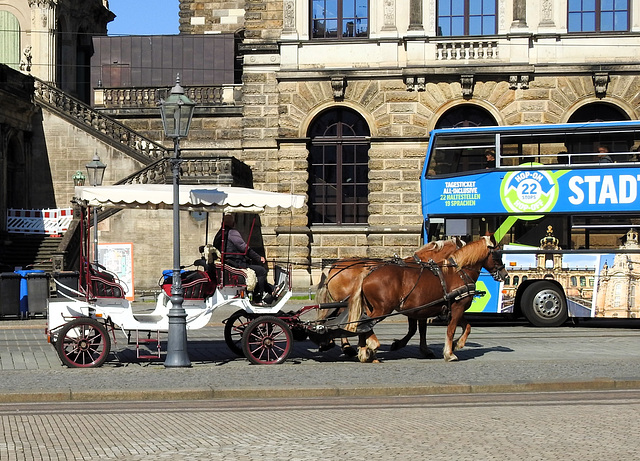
[134, 330, 162, 359]
[137, 338, 159, 344]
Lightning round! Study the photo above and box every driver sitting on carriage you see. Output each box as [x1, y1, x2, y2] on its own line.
[213, 213, 276, 305]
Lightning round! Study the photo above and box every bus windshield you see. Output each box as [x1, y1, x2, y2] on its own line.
[425, 122, 640, 175]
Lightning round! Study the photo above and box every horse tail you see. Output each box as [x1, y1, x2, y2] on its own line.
[346, 269, 368, 333]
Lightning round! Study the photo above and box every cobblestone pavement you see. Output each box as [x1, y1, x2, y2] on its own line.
[1, 302, 640, 402]
[1, 391, 640, 460]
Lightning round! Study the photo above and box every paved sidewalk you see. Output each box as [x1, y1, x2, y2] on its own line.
[1, 300, 640, 403]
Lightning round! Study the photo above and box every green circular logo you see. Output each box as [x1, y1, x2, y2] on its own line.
[500, 169, 558, 216]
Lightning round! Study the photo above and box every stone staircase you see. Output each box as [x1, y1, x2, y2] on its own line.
[0, 234, 62, 273]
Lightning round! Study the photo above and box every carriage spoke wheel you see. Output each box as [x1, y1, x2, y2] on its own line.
[241, 316, 293, 365]
[223, 309, 254, 357]
[54, 318, 111, 368]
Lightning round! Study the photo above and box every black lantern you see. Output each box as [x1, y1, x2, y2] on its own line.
[85, 152, 106, 187]
[159, 75, 196, 139]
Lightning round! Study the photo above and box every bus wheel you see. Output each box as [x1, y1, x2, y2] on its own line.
[521, 282, 568, 327]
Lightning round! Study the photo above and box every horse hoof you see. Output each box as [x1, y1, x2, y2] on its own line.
[444, 353, 458, 362]
[420, 348, 436, 359]
[358, 348, 376, 363]
[389, 340, 400, 351]
[318, 340, 336, 352]
[342, 345, 358, 357]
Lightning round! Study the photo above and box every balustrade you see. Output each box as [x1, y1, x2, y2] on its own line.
[33, 79, 167, 162]
[435, 40, 499, 60]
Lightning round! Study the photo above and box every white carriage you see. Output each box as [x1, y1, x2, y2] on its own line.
[46, 183, 306, 367]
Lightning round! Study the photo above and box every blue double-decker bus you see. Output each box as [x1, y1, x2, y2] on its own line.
[421, 120, 640, 326]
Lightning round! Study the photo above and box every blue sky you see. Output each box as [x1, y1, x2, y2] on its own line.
[107, 0, 180, 36]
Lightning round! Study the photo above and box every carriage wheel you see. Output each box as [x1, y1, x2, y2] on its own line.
[223, 309, 254, 356]
[54, 318, 111, 368]
[241, 316, 293, 365]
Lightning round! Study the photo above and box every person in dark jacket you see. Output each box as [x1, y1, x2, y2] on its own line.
[214, 214, 273, 304]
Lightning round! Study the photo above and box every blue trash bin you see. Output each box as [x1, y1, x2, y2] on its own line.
[15, 269, 45, 319]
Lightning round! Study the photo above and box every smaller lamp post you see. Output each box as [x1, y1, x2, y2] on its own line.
[86, 152, 106, 268]
[159, 75, 196, 368]
[72, 171, 86, 186]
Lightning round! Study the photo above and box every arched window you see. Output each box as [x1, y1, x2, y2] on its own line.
[571, 276, 577, 286]
[307, 107, 370, 225]
[434, 104, 498, 129]
[513, 275, 519, 286]
[0, 11, 20, 70]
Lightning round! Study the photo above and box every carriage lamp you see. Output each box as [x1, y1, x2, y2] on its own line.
[86, 152, 107, 269]
[159, 74, 196, 368]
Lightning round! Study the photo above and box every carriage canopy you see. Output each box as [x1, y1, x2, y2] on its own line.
[74, 184, 305, 212]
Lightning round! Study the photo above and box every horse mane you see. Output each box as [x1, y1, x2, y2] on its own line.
[450, 236, 490, 267]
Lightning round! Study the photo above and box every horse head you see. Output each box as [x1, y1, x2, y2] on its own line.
[413, 237, 463, 262]
[481, 235, 508, 281]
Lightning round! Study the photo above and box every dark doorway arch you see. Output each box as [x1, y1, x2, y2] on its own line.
[435, 105, 498, 129]
[568, 102, 630, 123]
[307, 107, 370, 225]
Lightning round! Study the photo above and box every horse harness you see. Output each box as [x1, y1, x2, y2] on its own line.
[360, 255, 483, 323]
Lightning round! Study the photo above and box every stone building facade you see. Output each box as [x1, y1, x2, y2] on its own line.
[171, 0, 640, 286]
[5, 0, 640, 294]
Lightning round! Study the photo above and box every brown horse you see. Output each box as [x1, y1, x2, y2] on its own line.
[315, 238, 463, 356]
[346, 235, 507, 363]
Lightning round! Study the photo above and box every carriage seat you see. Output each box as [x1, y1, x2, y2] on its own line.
[199, 244, 257, 291]
[161, 270, 216, 300]
[89, 265, 125, 299]
[214, 263, 257, 292]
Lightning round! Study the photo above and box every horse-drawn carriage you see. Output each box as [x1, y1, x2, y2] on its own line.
[46, 184, 507, 368]
[46, 183, 312, 367]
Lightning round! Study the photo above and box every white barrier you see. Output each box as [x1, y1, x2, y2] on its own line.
[6, 208, 73, 236]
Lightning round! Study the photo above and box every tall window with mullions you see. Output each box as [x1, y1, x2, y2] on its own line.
[311, 0, 369, 39]
[568, 0, 629, 32]
[437, 0, 497, 36]
[308, 108, 370, 225]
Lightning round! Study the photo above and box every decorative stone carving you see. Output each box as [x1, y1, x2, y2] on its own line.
[509, 75, 530, 90]
[405, 76, 426, 92]
[331, 76, 346, 99]
[460, 74, 474, 98]
[593, 72, 609, 98]
[382, 0, 396, 31]
[541, 0, 555, 26]
[283, 0, 296, 32]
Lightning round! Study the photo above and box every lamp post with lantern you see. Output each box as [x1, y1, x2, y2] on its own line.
[85, 152, 106, 268]
[159, 75, 196, 368]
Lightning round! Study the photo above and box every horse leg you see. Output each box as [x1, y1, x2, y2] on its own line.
[340, 337, 357, 357]
[443, 307, 464, 362]
[453, 315, 471, 351]
[389, 318, 417, 351]
[417, 319, 436, 359]
[357, 332, 378, 363]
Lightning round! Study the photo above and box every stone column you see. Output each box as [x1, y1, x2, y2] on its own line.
[408, 0, 423, 31]
[28, 0, 57, 83]
[512, 0, 527, 28]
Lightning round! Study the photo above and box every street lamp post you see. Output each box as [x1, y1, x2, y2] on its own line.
[85, 152, 106, 268]
[159, 75, 196, 368]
